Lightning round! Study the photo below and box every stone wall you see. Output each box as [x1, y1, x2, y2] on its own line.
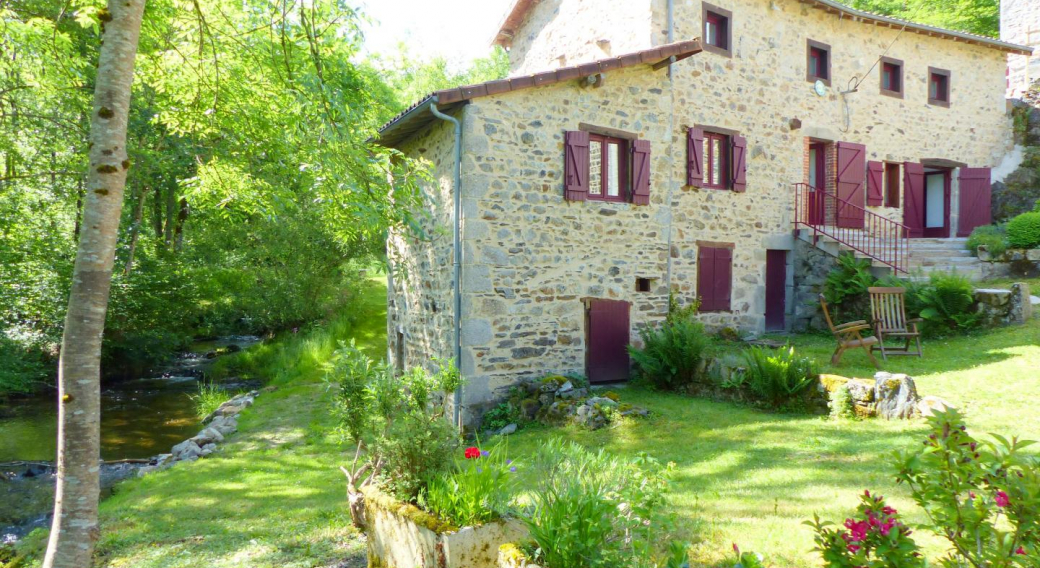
[791, 238, 839, 332]
[1001, 0, 1040, 98]
[505, 0, 654, 77]
[387, 117, 459, 375]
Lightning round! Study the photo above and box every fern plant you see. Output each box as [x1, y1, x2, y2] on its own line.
[823, 254, 876, 320]
[741, 345, 818, 408]
[915, 272, 981, 332]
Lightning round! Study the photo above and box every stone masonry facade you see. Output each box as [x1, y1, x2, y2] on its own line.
[385, 0, 1019, 420]
[1002, 0, 1040, 97]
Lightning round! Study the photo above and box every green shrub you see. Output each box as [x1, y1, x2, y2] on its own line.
[823, 254, 876, 320]
[741, 345, 818, 408]
[0, 335, 49, 396]
[523, 439, 676, 568]
[828, 385, 855, 420]
[421, 442, 517, 528]
[188, 382, 242, 420]
[1006, 211, 1040, 249]
[629, 316, 713, 391]
[482, 400, 522, 432]
[914, 272, 980, 333]
[965, 224, 1007, 258]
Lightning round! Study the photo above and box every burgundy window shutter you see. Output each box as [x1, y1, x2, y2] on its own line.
[687, 127, 704, 186]
[956, 167, 992, 237]
[731, 135, 747, 192]
[697, 247, 715, 311]
[715, 248, 732, 311]
[903, 162, 925, 238]
[564, 130, 590, 201]
[631, 139, 652, 205]
[866, 160, 884, 206]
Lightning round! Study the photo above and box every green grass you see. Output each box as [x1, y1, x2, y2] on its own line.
[27, 277, 388, 568]
[508, 300, 1040, 566]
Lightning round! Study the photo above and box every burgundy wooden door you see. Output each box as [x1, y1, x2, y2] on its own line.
[765, 250, 787, 331]
[957, 168, 992, 237]
[836, 142, 866, 229]
[586, 299, 630, 384]
[903, 162, 925, 238]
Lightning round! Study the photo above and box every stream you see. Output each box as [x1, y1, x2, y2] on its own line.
[0, 335, 261, 544]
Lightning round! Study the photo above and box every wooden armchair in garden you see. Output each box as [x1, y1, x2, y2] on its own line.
[819, 294, 880, 368]
[867, 287, 923, 360]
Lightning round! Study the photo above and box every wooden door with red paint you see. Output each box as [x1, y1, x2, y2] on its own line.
[957, 168, 992, 237]
[836, 142, 866, 229]
[586, 299, 630, 384]
[765, 250, 787, 331]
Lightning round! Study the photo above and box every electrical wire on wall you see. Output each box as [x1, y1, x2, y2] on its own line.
[838, 5, 926, 132]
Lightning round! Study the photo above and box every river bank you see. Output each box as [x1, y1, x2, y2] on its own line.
[0, 336, 260, 545]
[2, 278, 386, 567]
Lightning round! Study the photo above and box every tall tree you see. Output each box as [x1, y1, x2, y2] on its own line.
[43, 0, 146, 566]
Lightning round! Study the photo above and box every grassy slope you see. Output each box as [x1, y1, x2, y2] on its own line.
[83, 277, 388, 568]
[507, 291, 1040, 567]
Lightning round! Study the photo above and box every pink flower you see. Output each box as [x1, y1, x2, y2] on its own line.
[733, 543, 740, 554]
[848, 544, 862, 554]
[882, 506, 897, 515]
[995, 491, 1010, 508]
[1016, 547, 1026, 556]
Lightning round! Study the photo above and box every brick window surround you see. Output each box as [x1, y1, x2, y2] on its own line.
[880, 56, 904, 98]
[928, 67, 951, 107]
[702, 2, 732, 57]
[806, 39, 831, 85]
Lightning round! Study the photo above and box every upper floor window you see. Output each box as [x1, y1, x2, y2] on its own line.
[588, 134, 628, 202]
[928, 67, 951, 107]
[880, 57, 903, 98]
[806, 40, 831, 85]
[702, 3, 732, 57]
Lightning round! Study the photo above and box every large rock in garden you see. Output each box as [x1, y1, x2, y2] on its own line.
[1010, 283, 1033, 324]
[874, 372, 920, 420]
[917, 396, 954, 418]
[171, 440, 203, 461]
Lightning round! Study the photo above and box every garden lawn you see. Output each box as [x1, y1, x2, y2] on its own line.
[508, 297, 1040, 567]
[25, 277, 390, 568]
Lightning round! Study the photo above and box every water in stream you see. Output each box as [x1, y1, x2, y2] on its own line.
[0, 336, 260, 543]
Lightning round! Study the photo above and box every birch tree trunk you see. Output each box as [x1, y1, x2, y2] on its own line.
[43, 2, 146, 567]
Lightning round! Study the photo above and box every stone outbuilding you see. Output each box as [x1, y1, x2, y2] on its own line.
[373, 0, 1032, 421]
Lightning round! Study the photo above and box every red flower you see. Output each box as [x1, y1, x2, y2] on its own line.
[464, 447, 481, 459]
[995, 491, 1010, 508]
[847, 544, 862, 554]
[1016, 547, 1026, 556]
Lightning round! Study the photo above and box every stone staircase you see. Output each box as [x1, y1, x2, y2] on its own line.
[796, 229, 984, 281]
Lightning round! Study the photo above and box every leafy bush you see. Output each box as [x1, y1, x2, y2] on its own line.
[828, 385, 855, 420]
[741, 345, 818, 408]
[1006, 211, 1040, 249]
[524, 439, 676, 568]
[809, 408, 1040, 567]
[914, 272, 980, 332]
[482, 400, 522, 432]
[629, 310, 713, 392]
[823, 254, 876, 320]
[421, 443, 517, 528]
[0, 335, 49, 396]
[326, 342, 461, 523]
[966, 224, 1007, 258]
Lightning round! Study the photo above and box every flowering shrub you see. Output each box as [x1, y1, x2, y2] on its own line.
[810, 408, 1040, 567]
[807, 491, 923, 568]
[421, 443, 518, 528]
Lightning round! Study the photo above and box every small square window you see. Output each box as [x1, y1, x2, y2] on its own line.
[702, 3, 732, 57]
[928, 67, 950, 107]
[636, 278, 652, 293]
[880, 57, 903, 98]
[806, 40, 830, 85]
[587, 134, 628, 202]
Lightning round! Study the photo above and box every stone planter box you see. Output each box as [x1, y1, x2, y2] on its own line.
[363, 487, 527, 568]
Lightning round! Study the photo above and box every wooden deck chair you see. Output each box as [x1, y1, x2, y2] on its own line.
[867, 287, 923, 361]
[819, 294, 880, 368]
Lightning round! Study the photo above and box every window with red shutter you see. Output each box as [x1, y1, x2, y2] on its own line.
[867, 160, 884, 207]
[687, 127, 704, 187]
[703, 132, 729, 189]
[631, 139, 651, 205]
[697, 245, 733, 312]
[731, 135, 747, 193]
[564, 130, 590, 201]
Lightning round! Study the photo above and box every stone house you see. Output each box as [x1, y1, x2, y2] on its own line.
[373, 0, 1032, 421]
[1002, 0, 1040, 97]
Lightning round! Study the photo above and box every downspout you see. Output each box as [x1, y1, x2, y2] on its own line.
[664, 0, 678, 288]
[429, 99, 464, 429]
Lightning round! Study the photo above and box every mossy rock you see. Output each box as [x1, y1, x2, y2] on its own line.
[362, 486, 458, 534]
[819, 374, 851, 393]
[618, 402, 633, 412]
[603, 391, 621, 402]
[540, 375, 567, 387]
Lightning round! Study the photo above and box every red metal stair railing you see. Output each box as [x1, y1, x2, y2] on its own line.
[793, 183, 910, 274]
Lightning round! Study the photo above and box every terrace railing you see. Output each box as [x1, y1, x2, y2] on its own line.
[793, 182, 910, 274]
